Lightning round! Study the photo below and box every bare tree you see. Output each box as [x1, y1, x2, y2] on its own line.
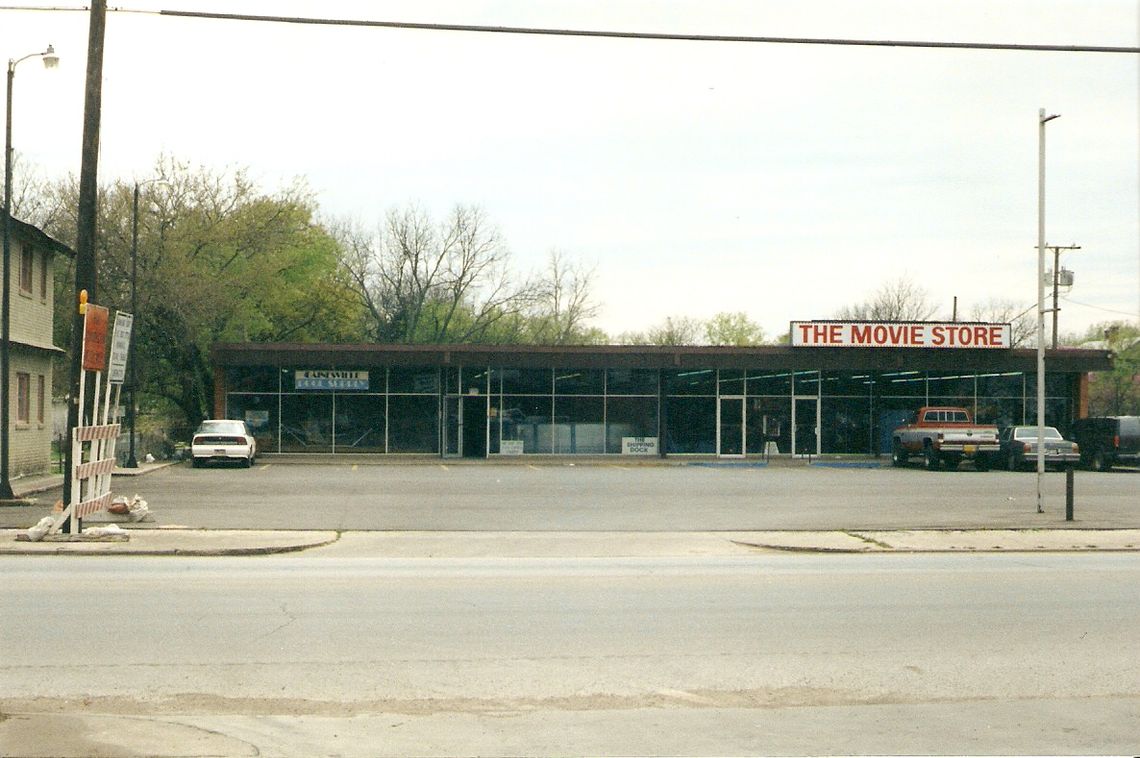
[527, 250, 601, 344]
[337, 205, 538, 343]
[968, 297, 1036, 347]
[617, 316, 703, 346]
[835, 276, 939, 321]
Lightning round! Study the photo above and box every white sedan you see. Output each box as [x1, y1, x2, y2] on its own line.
[191, 419, 257, 468]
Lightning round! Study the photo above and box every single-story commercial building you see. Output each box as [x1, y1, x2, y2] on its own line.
[212, 321, 1112, 459]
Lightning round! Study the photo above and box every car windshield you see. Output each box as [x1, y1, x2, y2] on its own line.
[196, 420, 246, 436]
[1014, 426, 1062, 440]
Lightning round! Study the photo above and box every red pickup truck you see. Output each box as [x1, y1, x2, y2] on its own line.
[891, 406, 1000, 471]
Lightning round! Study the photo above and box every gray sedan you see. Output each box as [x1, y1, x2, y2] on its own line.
[999, 425, 1080, 471]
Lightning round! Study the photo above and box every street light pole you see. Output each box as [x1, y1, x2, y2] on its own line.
[125, 182, 141, 467]
[1036, 108, 1060, 515]
[2, 45, 59, 500]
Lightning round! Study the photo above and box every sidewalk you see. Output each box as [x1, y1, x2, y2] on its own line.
[2, 527, 1138, 556]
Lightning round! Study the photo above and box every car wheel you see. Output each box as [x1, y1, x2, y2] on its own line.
[243, 455, 253, 468]
[941, 455, 960, 471]
[974, 455, 990, 472]
[891, 441, 907, 467]
[191, 458, 201, 469]
[1007, 453, 1020, 472]
[923, 446, 940, 471]
[1092, 451, 1112, 472]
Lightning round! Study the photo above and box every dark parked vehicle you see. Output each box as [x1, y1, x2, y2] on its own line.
[998, 425, 1080, 471]
[1070, 416, 1140, 471]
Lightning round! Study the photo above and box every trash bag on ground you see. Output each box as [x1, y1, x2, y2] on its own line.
[127, 495, 151, 522]
[26, 517, 55, 542]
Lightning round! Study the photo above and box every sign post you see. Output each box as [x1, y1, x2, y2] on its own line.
[52, 303, 131, 535]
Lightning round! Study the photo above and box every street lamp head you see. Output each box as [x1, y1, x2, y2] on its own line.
[42, 45, 59, 69]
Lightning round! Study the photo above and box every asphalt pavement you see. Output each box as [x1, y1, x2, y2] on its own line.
[2, 457, 1137, 556]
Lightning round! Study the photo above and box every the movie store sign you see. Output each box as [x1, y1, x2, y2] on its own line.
[790, 321, 1012, 349]
[295, 370, 370, 390]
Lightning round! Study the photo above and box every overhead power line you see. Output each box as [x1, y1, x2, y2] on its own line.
[3, 6, 1138, 53]
[154, 10, 1140, 54]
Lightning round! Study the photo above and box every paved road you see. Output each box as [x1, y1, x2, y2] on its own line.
[2, 551, 1138, 756]
[4, 460, 1135, 531]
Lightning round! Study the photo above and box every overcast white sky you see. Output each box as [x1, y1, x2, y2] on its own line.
[2, 1, 1138, 341]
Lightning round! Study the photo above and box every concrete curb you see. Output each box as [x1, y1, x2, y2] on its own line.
[0, 528, 340, 557]
[3, 528, 1139, 557]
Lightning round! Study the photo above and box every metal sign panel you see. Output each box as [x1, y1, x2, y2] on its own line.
[107, 312, 134, 384]
[295, 370, 370, 390]
[82, 305, 110, 370]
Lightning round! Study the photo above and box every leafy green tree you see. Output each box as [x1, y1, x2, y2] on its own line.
[42, 158, 364, 426]
[1064, 321, 1140, 415]
[704, 311, 766, 346]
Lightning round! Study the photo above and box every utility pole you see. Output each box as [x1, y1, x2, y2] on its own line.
[62, 1, 106, 530]
[1046, 244, 1080, 349]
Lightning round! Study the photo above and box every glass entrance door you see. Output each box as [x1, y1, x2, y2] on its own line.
[793, 396, 819, 456]
[443, 396, 460, 457]
[718, 396, 745, 456]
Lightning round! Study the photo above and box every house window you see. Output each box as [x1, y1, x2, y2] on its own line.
[16, 373, 30, 424]
[40, 251, 49, 300]
[37, 374, 46, 424]
[20, 247, 34, 294]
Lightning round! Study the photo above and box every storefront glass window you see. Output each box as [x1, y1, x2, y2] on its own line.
[665, 396, 716, 453]
[500, 368, 552, 395]
[793, 370, 821, 395]
[747, 371, 791, 396]
[387, 395, 439, 453]
[460, 367, 489, 395]
[553, 396, 605, 453]
[333, 395, 386, 452]
[821, 397, 873, 455]
[606, 368, 658, 395]
[225, 394, 278, 451]
[226, 367, 279, 392]
[747, 397, 790, 455]
[977, 372, 1023, 398]
[819, 371, 875, 397]
[666, 369, 716, 396]
[719, 369, 745, 395]
[501, 396, 553, 454]
[280, 394, 333, 452]
[927, 372, 976, 399]
[605, 397, 658, 453]
[554, 368, 605, 396]
[389, 367, 437, 394]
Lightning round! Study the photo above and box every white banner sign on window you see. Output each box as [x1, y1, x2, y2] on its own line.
[622, 437, 658, 455]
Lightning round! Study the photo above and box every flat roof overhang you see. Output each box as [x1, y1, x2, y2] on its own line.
[212, 343, 1114, 374]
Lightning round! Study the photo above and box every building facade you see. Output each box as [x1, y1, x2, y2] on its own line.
[212, 336, 1111, 459]
[2, 214, 72, 478]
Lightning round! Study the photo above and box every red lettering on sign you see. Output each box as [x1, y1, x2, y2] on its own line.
[931, 326, 945, 346]
[851, 325, 871, 344]
[990, 326, 1003, 346]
